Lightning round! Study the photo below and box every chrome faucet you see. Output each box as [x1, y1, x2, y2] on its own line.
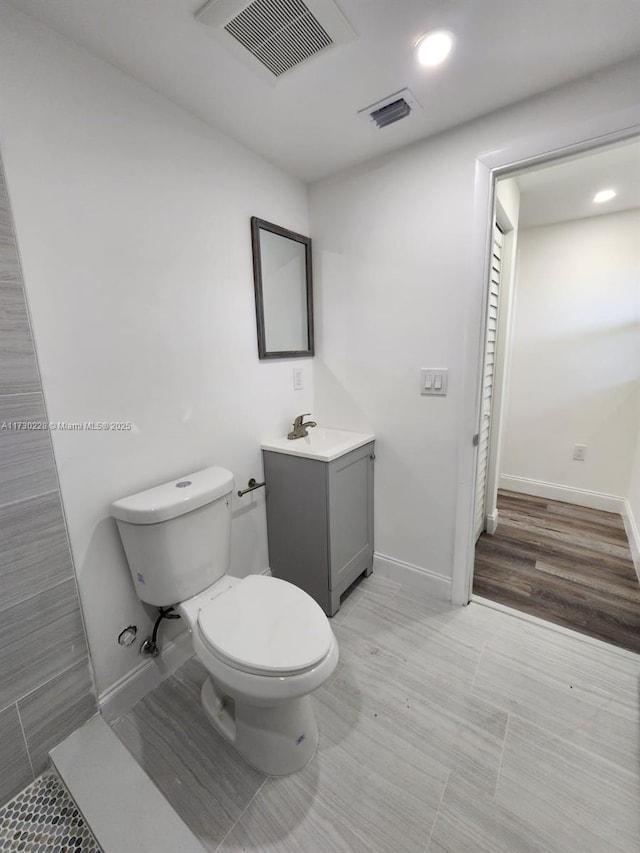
[287, 413, 317, 440]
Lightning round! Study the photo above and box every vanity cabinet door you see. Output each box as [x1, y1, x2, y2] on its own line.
[327, 442, 374, 595]
[263, 441, 374, 616]
[262, 451, 330, 611]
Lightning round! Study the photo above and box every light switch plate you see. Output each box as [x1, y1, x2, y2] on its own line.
[421, 368, 448, 396]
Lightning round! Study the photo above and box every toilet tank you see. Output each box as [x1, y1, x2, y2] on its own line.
[111, 466, 234, 607]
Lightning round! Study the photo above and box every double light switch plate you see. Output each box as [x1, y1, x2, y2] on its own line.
[420, 368, 448, 396]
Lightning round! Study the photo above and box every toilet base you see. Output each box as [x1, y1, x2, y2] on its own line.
[200, 677, 319, 775]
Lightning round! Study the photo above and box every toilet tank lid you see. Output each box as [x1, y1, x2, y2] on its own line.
[110, 466, 234, 524]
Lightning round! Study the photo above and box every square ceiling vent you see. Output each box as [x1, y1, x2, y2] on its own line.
[195, 0, 356, 81]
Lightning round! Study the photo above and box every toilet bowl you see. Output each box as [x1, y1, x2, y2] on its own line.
[111, 466, 338, 775]
[180, 573, 338, 774]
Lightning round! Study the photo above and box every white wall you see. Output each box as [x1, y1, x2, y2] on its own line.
[500, 210, 640, 498]
[0, 2, 313, 695]
[627, 423, 640, 572]
[627, 421, 640, 565]
[310, 57, 640, 591]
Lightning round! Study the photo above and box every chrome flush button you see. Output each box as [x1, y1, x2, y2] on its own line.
[176, 480, 192, 488]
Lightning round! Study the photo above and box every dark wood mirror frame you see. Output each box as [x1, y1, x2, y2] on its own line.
[251, 216, 315, 360]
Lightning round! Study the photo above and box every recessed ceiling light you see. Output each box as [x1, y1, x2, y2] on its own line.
[416, 30, 454, 68]
[593, 189, 616, 204]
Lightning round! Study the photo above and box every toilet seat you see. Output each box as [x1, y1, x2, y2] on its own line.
[197, 575, 333, 677]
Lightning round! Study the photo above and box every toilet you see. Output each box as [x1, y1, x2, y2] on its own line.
[111, 465, 338, 775]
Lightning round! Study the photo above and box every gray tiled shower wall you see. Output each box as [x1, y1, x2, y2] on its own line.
[0, 157, 96, 805]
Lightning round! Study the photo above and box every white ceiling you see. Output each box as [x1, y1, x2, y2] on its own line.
[514, 139, 640, 228]
[7, 0, 640, 182]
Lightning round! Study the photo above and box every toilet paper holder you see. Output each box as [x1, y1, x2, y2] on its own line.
[237, 478, 266, 497]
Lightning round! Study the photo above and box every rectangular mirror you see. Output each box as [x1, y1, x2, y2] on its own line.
[251, 217, 314, 359]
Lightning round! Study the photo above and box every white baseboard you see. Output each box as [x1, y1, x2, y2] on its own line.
[99, 630, 193, 723]
[498, 475, 625, 514]
[373, 552, 451, 601]
[486, 509, 499, 535]
[622, 499, 640, 583]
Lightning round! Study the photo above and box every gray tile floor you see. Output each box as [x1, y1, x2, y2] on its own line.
[112, 576, 640, 852]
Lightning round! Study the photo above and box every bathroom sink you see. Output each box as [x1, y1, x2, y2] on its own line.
[261, 427, 375, 462]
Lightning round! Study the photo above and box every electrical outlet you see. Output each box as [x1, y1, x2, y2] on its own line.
[293, 367, 304, 391]
[573, 444, 587, 462]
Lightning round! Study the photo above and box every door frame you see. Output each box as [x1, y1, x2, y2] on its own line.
[450, 106, 640, 606]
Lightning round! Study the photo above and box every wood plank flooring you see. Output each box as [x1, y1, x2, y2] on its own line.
[474, 490, 640, 653]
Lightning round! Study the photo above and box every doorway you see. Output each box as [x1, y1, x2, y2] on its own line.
[470, 139, 640, 653]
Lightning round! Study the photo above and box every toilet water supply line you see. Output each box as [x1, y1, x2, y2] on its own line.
[140, 606, 181, 657]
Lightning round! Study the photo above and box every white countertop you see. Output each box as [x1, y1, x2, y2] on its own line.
[261, 427, 375, 462]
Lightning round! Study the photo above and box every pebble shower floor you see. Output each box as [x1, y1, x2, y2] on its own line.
[0, 774, 102, 852]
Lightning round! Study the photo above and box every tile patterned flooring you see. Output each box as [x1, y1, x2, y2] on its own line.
[0, 773, 102, 852]
[474, 491, 640, 653]
[112, 575, 640, 852]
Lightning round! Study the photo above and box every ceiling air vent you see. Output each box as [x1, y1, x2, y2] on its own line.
[358, 89, 422, 129]
[371, 98, 411, 129]
[225, 0, 331, 76]
[196, 0, 356, 80]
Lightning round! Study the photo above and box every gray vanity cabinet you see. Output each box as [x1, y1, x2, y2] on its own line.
[262, 442, 374, 616]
